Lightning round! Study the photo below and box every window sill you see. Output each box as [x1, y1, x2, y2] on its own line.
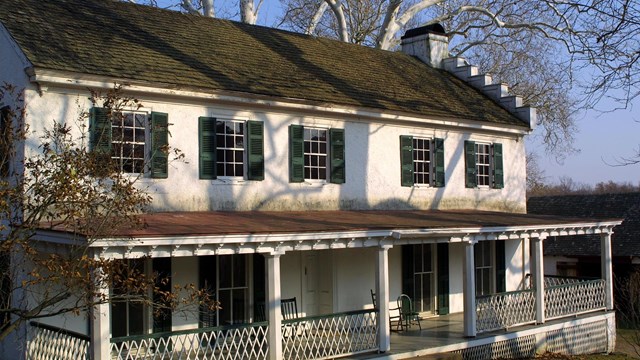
[211, 177, 247, 185]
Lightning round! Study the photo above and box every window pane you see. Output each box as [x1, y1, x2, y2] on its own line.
[232, 289, 246, 324]
[319, 168, 326, 180]
[235, 164, 243, 177]
[219, 256, 232, 288]
[319, 142, 326, 154]
[423, 245, 432, 271]
[218, 289, 231, 326]
[234, 151, 243, 162]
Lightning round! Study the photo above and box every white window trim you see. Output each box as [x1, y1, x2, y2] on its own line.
[215, 118, 247, 180]
[412, 137, 434, 188]
[303, 126, 330, 183]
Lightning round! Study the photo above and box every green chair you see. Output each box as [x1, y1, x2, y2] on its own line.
[397, 294, 421, 331]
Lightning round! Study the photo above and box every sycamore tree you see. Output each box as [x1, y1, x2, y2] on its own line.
[275, 1, 638, 156]
[0, 83, 213, 342]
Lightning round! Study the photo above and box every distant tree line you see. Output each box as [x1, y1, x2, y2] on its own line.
[527, 153, 640, 197]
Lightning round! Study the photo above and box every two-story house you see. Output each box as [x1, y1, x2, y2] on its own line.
[0, 0, 622, 359]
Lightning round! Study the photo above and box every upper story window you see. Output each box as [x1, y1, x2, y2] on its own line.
[112, 112, 146, 174]
[89, 108, 168, 178]
[304, 127, 327, 180]
[400, 136, 445, 187]
[464, 140, 503, 189]
[216, 120, 245, 178]
[289, 125, 345, 184]
[198, 117, 264, 181]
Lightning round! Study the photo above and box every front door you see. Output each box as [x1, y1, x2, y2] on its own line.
[302, 251, 333, 316]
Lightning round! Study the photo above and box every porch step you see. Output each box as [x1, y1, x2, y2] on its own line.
[401, 352, 462, 360]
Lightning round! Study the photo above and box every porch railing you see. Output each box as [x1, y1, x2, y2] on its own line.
[282, 309, 378, 360]
[27, 321, 90, 360]
[476, 276, 607, 334]
[110, 321, 268, 360]
[476, 289, 536, 333]
[544, 278, 606, 320]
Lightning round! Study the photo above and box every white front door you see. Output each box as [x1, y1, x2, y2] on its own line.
[302, 251, 334, 316]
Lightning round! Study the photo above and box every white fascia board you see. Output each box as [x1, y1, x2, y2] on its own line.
[392, 220, 622, 241]
[90, 229, 395, 248]
[28, 68, 530, 136]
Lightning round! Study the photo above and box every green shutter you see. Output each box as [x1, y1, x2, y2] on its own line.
[464, 140, 477, 188]
[246, 121, 264, 181]
[493, 143, 504, 189]
[437, 243, 450, 315]
[496, 241, 506, 293]
[329, 128, 345, 184]
[401, 245, 414, 297]
[150, 112, 168, 179]
[433, 138, 445, 187]
[198, 117, 217, 180]
[289, 125, 304, 183]
[400, 135, 414, 187]
[89, 107, 112, 155]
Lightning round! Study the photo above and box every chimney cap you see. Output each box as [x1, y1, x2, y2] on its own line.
[401, 24, 446, 39]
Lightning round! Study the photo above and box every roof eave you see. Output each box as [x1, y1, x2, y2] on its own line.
[28, 67, 531, 136]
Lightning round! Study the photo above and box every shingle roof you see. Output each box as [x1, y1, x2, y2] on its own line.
[0, 0, 526, 127]
[527, 193, 640, 257]
[42, 209, 616, 238]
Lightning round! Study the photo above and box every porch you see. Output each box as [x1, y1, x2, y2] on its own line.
[27, 276, 614, 360]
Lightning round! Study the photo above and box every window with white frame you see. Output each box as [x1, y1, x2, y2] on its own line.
[89, 108, 169, 178]
[216, 120, 245, 177]
[464, 140, 504, 189]
[289, 125, 345, 184]
[304, 127, 328, 180]
[400, 136, 445, 187]
[199, 255, 248, 327]
[475, 241, 493, 296]
[111, 112, 146, 174]
[413, 138, 432, 185]
[198, 117, 264, 181]
[475, 143, 491, 187]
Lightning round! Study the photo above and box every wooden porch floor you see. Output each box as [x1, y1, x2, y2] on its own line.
[347, 311, 613, 360]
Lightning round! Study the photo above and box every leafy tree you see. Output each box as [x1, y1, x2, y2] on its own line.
[0, 84, 213, 342]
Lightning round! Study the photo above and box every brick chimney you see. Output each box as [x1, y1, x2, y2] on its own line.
[400, 24, 449, 69]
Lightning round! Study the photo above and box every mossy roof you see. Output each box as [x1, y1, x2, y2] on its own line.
[0, 0, 526, 127]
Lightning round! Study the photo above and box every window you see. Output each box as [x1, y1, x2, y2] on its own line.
[410, 244, 435, 313]
[464, 140, 503, 189]
[289, 125, 345, 183]
[112, 112, 146, 174]
[402, 244, 450, 315]
[216, 120, 245, 177]
[111, 259, 147, 338]
[474, 241, 506, 296]
[400, 136, 445, 187]
[89, 108, 168, 178]
[198, 117, 264, 180]
[475, 241, 493, 296]
[199, 255, 248, 327]
[304, 127, 327, 180]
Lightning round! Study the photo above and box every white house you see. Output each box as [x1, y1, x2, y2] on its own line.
[0, 0, 622, 359]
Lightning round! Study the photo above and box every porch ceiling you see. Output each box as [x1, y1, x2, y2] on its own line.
[36, 210, 621, 258]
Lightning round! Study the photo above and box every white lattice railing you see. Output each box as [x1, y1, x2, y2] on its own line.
[27, 322, 90, 360]
[544, 275, 592, 288]
[110, 322, 268, 360]
[476, 289, 536, 333]
[544, 278, 606, 320]
[282, 309, 378, 360]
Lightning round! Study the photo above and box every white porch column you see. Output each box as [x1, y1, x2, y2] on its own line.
[376, 245, 392, 353]
[266, 253, 283, 360]
[533, 237, 545, 324]
[462, 242, 476, 337]
[601, 231, 614, 310]
[91, 267, 110, 360]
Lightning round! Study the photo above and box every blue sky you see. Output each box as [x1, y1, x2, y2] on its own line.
[160, 0, 640, 186]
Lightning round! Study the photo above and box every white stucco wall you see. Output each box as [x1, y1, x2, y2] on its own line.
[19, 86, 528, 213]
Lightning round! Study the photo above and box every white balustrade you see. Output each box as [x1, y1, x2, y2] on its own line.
[544, 278, 606, 320]
[476, 290, 536, 333]
[27, 322, 90, 360]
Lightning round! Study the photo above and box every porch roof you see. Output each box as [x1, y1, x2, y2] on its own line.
[38, 210, 621, 257]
